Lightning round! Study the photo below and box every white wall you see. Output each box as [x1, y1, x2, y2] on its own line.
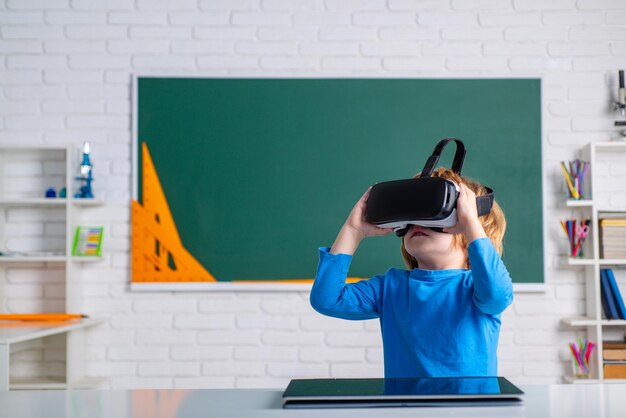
[1, 0, 625, 389]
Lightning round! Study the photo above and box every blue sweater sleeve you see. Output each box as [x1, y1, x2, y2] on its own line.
[468, 238, 514, 315]
[310, 247, 383, 320]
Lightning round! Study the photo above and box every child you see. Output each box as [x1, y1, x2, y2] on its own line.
[310, 167, 513, 378]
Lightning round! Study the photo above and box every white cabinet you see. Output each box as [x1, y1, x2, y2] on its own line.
[560, 142, 626, 383]
[0, 144, 105, 390]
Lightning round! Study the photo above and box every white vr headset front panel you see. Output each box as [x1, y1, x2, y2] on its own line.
[377, 209, 459, 232]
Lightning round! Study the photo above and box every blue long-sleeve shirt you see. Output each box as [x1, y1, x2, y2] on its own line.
[310, 237, 514, 378]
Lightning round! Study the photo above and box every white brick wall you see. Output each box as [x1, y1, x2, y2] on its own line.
[1, 0, 625, 388]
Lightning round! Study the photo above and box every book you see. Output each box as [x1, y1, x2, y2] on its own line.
[600, 270, 612, 319]
[604, 363, 626, 379]
[604, 351, 626, 361]
[601, 218, 626, 225]
[600, 219, 626, 258]
[600, 269, 619, 320]
[604, 341, 626, 361]
[603, 341, 626, 349]
[605, 269, 626, 320]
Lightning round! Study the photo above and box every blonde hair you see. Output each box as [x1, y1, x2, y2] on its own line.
[401, 167, 506, 269]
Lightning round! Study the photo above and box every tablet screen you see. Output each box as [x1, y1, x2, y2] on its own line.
[283, 377, 523, 398]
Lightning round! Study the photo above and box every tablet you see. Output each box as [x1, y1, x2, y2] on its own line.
[282, 376, 524, 409]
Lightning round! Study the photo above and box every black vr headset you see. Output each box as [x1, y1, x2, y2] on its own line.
[365, 138, 494, 237]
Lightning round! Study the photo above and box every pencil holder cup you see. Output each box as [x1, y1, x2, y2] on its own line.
[572, 357, 592, 379]
[560, 160, 589, 201]
[560, 219, 591, 259]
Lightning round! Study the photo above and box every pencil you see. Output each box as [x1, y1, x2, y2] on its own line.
[0, 313, 87, 322]
[560, 162, 579, 199]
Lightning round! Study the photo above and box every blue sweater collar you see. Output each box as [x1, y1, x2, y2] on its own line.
[409, 267, 469, 282]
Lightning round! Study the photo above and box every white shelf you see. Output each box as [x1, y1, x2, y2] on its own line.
[560, 142, 626, 383]
[70, 198, 105, 207]
[0, 198, 104, 207]
[599, 320, 626, 326]
[594, 141, 626, 151]
[559, 258, 626, 267]
[561, 317, 598, 327]
[563, 318, 626, 327]
[566, 199, 593, 207]
[9, 377, 66, 390]
[562, 257, 595, 266]
[0, 256, 104, 264]
[0, 318, 106, 391]
[0, 144, 107, 391]
[563, 376, 600, 384]
[598, 259, 626, 266]
[0, 318, 106, 345]
[597, 208, 626, 213]
[0, 256, 66, 263]
[0, 144, 69, 151]
[9, 376, 107, 391]
[0, 198, 66, 207]
[71, 256, 104, 263]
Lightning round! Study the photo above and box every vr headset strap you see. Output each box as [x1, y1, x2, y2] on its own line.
[476, 187, 494, 217]
[416, 189, 494, 235]
[419, 138, 466, 177]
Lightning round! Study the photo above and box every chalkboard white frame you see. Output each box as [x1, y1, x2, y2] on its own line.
[131, 74, 546, 293]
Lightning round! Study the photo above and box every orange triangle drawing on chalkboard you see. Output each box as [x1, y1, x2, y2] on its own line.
[131, 142, 216, 282]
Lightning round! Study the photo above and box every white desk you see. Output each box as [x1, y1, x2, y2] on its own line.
[0, 319, 106, 390]
[0, 384, 625, 418]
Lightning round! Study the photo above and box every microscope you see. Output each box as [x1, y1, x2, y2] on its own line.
[614, 70, 626, 138]
[74, 141, 94, 198]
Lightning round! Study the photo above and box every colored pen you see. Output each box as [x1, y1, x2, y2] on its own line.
[560, 162, 579, 199]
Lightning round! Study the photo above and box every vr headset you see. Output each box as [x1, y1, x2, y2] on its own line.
[365, 138, 494, 237]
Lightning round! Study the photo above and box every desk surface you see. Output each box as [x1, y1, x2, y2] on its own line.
[0, 318, 105, 345]
[0, 384, 624, 418]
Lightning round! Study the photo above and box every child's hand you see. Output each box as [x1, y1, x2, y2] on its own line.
[344, 188, 394, 240]
[443, 183, 487, 242]
[330, 188, 393, 255]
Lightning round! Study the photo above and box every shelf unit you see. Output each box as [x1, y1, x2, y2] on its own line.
[0, 145, 106, 390]
[0, 318, 107, 390]
[560, 142, 626, 383]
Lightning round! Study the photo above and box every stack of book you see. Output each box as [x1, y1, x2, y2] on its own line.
[600, 218, 626, 259]
[603, 340, 626, 379]
[600, 269, 626, 320]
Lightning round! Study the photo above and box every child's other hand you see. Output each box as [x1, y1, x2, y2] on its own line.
[344, 188, 394, 240]
[330, 188, 393, 255]
[443, 183, 487, 242]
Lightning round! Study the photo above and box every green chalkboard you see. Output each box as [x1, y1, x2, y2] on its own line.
[136, 77, 542, 284]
